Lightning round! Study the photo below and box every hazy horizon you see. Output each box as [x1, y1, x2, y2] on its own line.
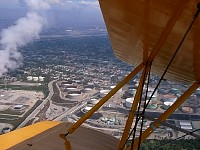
[0, 0, 104, 28]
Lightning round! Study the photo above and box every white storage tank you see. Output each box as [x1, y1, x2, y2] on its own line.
[39, 76, 45, 82]
[61, 81, 73, 86]
[195, 88, 200, 95]
[66, 91, 81, 99]
[110, 85, 122, 93]
[83, 85, 94, 93]
[27, 76, 33, 81]
[14, 105, 24, 110]
[146, 95, 157, 101]
[100, 90, 110, 98]
[84, 88, 93, 93]
[125, 97, 134, 108]
[66, 87, 77, 92]
[81, 106, 92, 113]
[90, 98, 100, 105]
[164, 101, 174, 106]
[2, 127, 11, 134]
[33, 77, 39, 82]
[64, 85, 78, 92]
[147, 87, 157, 98]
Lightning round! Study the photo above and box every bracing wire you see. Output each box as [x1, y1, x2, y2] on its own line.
[131, 66, 149, 150]
[122, 64, 151, 150]
[137, 63, 152, 150]
[122, 3, 200, 150]
[143, 3, 200, 111]
[154, 129, 200, 150]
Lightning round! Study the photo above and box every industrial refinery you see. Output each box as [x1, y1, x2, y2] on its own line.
[1, 0, 200, 149]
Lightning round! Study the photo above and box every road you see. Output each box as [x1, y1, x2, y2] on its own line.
[53, 86, 97, 121]
[17, 80, 56, 129]
[146, 111, 200, 121]
[17, 79, 100, 128]
[53, 100, 88, 121]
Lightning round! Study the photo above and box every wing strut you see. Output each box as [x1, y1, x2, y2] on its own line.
[125, 3, 200, 150]
[128, 82, 199, 150]
[118, 1, 190, 148]
[59, 63, 144, 138]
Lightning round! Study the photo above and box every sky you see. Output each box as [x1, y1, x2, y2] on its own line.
[0, 0, 104, 27]
[0, 0, 105, 76]
[0, 0, 99, 10]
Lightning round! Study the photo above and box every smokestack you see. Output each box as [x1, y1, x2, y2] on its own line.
[0, 0, 58, 76]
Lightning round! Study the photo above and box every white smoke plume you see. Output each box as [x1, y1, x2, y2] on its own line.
[0, 0, 57, 76]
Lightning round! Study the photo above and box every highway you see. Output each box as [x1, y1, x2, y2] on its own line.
[17, 80, 56, 129]
[17, 80, 92, 128]
[53, 84, 96, 121]
[53, 100, 88, 121]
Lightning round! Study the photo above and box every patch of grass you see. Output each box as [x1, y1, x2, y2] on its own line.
[126, 139, 200, 150]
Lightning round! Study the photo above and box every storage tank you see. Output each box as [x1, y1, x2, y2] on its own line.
[66, 91, 81, 99]
[127, 86, 136, 95]
[83, 85, 94, 93]
[100, 90, 110, 98]
[195, 88, 200, 95]
[162, 101, 174, 110]
[163, 94, 177, 102]
[84, 88, 93, 93]
[147, 87, 158, 98]
[74, 80, 82, 84]
[181, 106, 194, 113]
[125, 97, 134, 108]
[81, 106, 92, 113]
[164, 101, 174, 106]
[27, 76, 33, 81]
[146, 95, 157, 101]
[190, 94, 197, 99]
[90, 98, 100, 105]
[61, 80, 73, 86]
[13, 105, 24, 110]
[64, 85, 78, 92]
[33, 77, 39, 82]
[110, 85, 122, 93]
[170, 88, 180, 95]
[88, 82, 94, 86]
[39, 76, 45, 82]
[2, 127, 11, 134]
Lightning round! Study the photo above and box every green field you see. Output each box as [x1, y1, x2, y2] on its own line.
[126, 139, 200, 150]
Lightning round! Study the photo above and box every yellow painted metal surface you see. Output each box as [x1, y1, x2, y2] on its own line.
[0, 121, 61, 150]
[0, 122, 119, 150]
[99, 0, 200, 83]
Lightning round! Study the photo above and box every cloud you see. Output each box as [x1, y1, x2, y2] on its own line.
[56, 0, 99, 9]
[25, 0, 50, 10]
[0, 0, 54, 76]
[79, 0, 99, 7]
